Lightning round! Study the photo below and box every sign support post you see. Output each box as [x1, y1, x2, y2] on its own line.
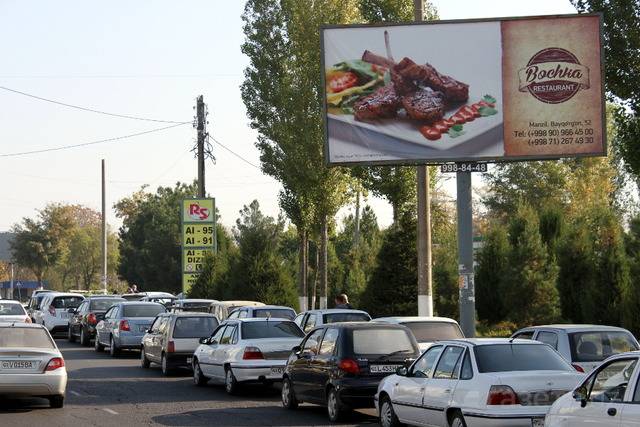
[456, 171, 475, 337]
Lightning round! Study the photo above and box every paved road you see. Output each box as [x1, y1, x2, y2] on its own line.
[0, 338, 378, 426]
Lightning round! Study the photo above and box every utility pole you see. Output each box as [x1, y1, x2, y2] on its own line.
[196, 95, 207, 198]
[457, 172, 475, 337]
[101, 159, 107, 295]
[9, 262, 14, 300]
[414, 0, 434, 316]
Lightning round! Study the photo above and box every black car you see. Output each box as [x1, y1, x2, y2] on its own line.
[281, 322, 420, 422]
[67, 296, 125, 346]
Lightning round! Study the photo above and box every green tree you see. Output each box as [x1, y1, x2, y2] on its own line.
[475, 223, 509, 324]
[503, 204, 560, 326]
[557, 223, 593, 323]
[623, 217, 640, 334]
[188, 225, 236, 300]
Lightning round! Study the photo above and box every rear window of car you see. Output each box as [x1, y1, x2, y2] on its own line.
[173, 317, 219, 338]
[403, 322, 464, 342]
[0, 303, 26, 316]
[51, 296, 83, 309]
[90, 299, 123, 311]
[569, 331, 639, 362]
[254, 309, 295, 320]
[0, 328, 55, 349]
[324, 312, 371, 324]
[122, 304, 166, 317]
[474, 344, 574, 373]
[352, 328, 415, 355]
[241, 321, 305, 339]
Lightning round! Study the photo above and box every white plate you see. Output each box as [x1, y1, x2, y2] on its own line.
[270, 367, 284, 376]
[369, 364, 401, 373]
[1, 360, 35, 369]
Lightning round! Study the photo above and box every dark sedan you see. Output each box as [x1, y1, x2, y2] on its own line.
[67, 296, 125, 346]
[282, 322, 420, 422]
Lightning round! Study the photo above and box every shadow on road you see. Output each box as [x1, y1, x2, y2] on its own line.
[0, 397, 53, 413]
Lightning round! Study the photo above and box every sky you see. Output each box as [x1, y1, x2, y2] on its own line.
[0, 0, 576, 233]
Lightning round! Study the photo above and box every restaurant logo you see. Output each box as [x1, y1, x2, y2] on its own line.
[518, 47, 590, 104]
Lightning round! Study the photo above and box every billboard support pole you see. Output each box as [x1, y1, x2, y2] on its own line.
[457, 171, 476, 337]
[101, 159, 107, 295]
[414, 0, 433, 317]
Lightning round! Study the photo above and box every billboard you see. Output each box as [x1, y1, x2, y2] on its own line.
[181, 199, 216, 295]
[321, 14, 605, 165]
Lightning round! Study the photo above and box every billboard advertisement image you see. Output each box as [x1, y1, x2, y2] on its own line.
[321, 14, 605, 165]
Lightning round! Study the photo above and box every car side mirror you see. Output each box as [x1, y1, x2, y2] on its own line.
[292, 345, 301, 354]
[67, 308, 76, 314]
[396, 366, 408, 377]
[573, 386, 588, 407]
[199, 337, 208, 344]
[404, 358, 415, 368]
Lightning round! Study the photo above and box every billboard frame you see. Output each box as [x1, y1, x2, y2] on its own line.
[180, 198, 216, 295]
[320, 12, 606, 167]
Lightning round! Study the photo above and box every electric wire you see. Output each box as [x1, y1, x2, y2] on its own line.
[207, 135, 261, 170]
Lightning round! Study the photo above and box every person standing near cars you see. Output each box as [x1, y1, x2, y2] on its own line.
[334, 294, 353, 309]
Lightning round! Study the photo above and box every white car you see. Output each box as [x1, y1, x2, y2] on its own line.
[545, 351, 640, 426]
[227, 305, 297, 321]
[207, 300, 265, 320]
[376, 338, 584, 427]
[192, 318, 305, 394]
[0, 300, 31, 323]
[33, 292, 85, 334]
[294, 308, 371, 333]
[374, 316, 464, 352]
[0, 322, 67, 407]
[512, 324, 640, 373]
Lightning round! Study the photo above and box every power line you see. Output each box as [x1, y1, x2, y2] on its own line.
[0, 85, 191, 124]
[0, 122, 189, 158]
[207, 135, 261, 170]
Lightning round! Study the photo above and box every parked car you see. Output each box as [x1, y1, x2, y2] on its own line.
[141, 312, 219, 375]
[228, 305, 296, 321]
[140, 294, 177, 308]
[545, 351, 640, 426]
[511, 324, 640, 373]
[94, 302, 166, 356]
[0, 322, 67, 407]
[0, 300, 31, 323]
[376, 338, 584, 427]
[67, 296, 125, 346]
[25, 290, 54, 321]
[208, 300, 265, 320]
[282, 322, 420, 422]
[294, 309, 372, 333]
[374, 316, 464, 352]
[120, 293, 147, 301]
[121, 291, 175, 303]
[33, 292, 85, 335]
[171, 299, 218, 313]
[192, 318, 304, 394]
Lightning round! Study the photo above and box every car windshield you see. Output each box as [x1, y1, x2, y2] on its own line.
[0, 328, 55, 349]
[254, 309, 295, 320]
[90, 299, 123, 311]
[403, 322, 464, 342]
[569, 331, 639, 362]
[324, 312, 370, 323]
[241, 321, 305, 339]
[122, 305, 165, 317]
[51, 296, 83, 309]
[352, 328, 415, 355]
[474, 344, 574, 373]
[173, 317, 219, 338]
[0, 303, 26, 316]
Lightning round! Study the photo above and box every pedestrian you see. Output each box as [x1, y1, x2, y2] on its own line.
[334, 293, 353, 309]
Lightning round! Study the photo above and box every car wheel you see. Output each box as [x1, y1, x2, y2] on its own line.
[140, 346, 151, 369]
[327, 387, 348, 423]
[67, 326, 75, 343]
[109, 336, 120, 357]
[450, 411, 467, 427]
[80, 328, 89, 347]
[281, 377, 298, 409]
[380, 396, 402, 427]
[193, 360, 208, 386]
[225, 367, 239, 395]
[94, 334, 104, 352]
[161, 353, 172, 376]
[49, 395, 64, 408]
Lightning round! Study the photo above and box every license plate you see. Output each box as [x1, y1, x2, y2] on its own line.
[532, 418, 545, 427]
[370, 364, 400, 373]
[1, 360, 34, 369]
[270, 367, 284, 376]
[187, 357, 192, 364]
[60, 312, 69, 319]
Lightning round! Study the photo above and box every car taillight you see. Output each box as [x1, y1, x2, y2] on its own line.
[572, 364, 585, 373]
[87, 313, 97, 325]
[48, 305, 56, 316]
[45, 357, 65, 371]
[119, 320, 130, 331]
[242, 346, 264, 360]
[338, 358, 360, 375]
[24, 317, 32, 323]
[167, 340, 175, 353]
[487, 385, 521, 405]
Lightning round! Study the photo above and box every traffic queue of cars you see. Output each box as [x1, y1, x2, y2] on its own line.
[3, 290, 640, 426]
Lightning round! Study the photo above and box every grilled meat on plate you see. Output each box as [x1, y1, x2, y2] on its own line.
[354, 84, 401, 121]
[401, 88, 445, 123]
[394, 57, 469, 103]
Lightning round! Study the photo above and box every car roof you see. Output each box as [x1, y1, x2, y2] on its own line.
[0, 300, 22, 304]
[374, 316, 459, 324]
[303, 309, 369, 315]
[212, 300, 264, 307]
[224, 317, 295, 323]
[315, 321, 406, 329]
[518, 324, 633, 333]
[243, 305, 295, 311]
[0, 321, 47, 329]
[435, 338, 545, 346]
[87, 296, 125, 300]
[118, 301, 165, 306]
[46, 292, 85, 298]
[177, 299, 217, 303]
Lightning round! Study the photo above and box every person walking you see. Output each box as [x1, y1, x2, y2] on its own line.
[334, 294, 353, 309]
